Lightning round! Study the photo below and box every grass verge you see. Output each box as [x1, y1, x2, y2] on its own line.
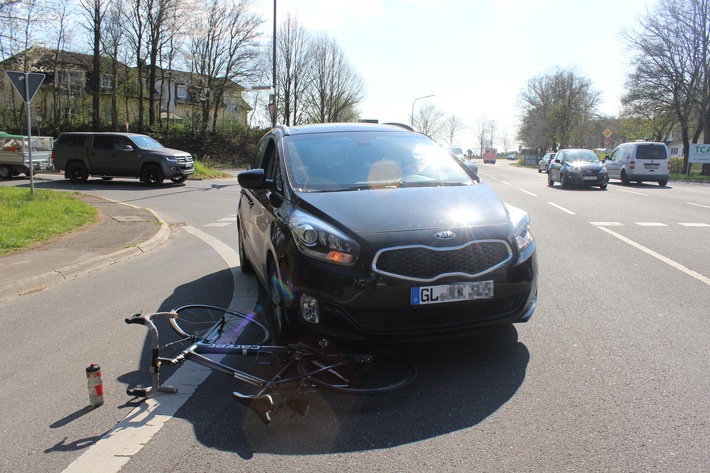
[0, 187, 97, 256]
[193, 160, 233, 179]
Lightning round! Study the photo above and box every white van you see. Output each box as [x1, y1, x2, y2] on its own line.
[604, 142, 670, 186]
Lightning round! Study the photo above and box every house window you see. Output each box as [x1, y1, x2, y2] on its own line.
[57, 70, 83, 91]
[177, 84, 187, 99]
[101, 75, 112, 89]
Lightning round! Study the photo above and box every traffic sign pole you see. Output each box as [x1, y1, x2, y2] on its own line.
[24, 74, 34, 194]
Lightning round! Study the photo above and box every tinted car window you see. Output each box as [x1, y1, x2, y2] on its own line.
[57, 135, 87, 147]
[636, 144, 667, 159]
[283, 131, 472, 192]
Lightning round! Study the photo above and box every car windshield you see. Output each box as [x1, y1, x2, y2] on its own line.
[564, 151, 598, 162]
[283, 131, 474, 192]
[130, 135, 164, 149]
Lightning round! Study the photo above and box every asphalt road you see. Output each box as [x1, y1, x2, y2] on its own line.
[1, 166, 708, 472]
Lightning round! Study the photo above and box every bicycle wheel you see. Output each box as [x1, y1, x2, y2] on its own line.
[169, 304, 270, 345]
[297, 353, 417, 395]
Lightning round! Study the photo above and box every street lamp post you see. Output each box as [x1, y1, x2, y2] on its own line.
[411, 94, 435, 127]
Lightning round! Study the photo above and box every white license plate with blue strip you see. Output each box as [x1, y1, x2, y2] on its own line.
[411, 281, 494, 305]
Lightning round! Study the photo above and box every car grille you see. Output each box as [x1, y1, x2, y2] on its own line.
[373, 240, 512, 282]
[176, 155, 193, 163]
[349, 292, 527, 333]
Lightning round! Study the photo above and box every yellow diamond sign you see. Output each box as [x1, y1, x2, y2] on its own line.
[603, 129, 613, 138]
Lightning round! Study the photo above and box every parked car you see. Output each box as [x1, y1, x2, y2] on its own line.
[51, 132, 194, 186]
[464, 160, 479, 175]
[446, 145, 465, 160]
[604, 141, 670, 186]
[547, 149, 608, 189]
[237, 123, 538, 342]
[538, 152, 556, 173]
[507, 153, 517, 160]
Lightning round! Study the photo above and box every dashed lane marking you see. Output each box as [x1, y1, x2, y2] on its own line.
[595, 226, 710, 287]
[547, 202, 575, 214]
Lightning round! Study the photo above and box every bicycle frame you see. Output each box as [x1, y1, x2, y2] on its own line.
[126, 311, 339, 424]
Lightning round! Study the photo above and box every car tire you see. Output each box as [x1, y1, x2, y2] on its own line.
[141, 164, 164, 186]
[0, 164, 11, 179]
[547, 172, 554, 187]
[171, 175, 188, 184]
[268, 261, 295, 342]
[560, 173, 567, 189]
[67, 162, 88, 183]
[237, 221, 254, 274]
[599, 183, 607, 190]
[658, 180, 667, 187]
[538, 167, 542, 173]
[620, 170, 630, 185]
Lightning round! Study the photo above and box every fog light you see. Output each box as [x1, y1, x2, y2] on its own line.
[299, 294, 320, 324]
[170, 166, 177, 171]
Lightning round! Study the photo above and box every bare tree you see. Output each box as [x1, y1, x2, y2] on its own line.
[101, 0, 127, 130]
[187, 0, 263, 134]
[473, 115, 496, 155]
[624, 0, 710, 174]
[413, 102, 445, 139]
[78, 0, 108, 130]
[273, 13, 310, 126]
[305, 32, 364, 123]
[443, 114, 466, 145]
[518, 66, 600, 152]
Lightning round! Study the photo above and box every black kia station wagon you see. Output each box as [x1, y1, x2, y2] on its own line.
[237, 123, 538, 342]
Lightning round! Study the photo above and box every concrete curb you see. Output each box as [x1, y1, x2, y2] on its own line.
[0, 202, 170, 301]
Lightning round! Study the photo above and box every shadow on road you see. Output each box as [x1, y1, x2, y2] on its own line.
[120, 267, 530, 458]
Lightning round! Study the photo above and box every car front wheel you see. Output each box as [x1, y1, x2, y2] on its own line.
[67, 162, 88, 183]
[268, 262, 295, 342]
[547, 171, 554, 186]
[141, 164, 164, 186]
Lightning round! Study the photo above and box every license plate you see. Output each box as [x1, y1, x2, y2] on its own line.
[645, 163, 659, 169]
[411, 281, 494, 305]
[185, 163, 193, 168]
[582, 176, 597, 180]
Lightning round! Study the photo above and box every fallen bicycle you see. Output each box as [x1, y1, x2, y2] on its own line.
[125, 304, 417, 424]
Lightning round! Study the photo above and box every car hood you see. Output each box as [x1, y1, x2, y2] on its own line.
[567, 160, 603, 170]
[294, 184, 513, 236]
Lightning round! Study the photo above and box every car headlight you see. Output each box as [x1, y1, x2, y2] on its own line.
[290, 210, 360, 265]
[567, 166, 580, 173]
[599, 167, 608, 174]
[505, 204, 533, 252]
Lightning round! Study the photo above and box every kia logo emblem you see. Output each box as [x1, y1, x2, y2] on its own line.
[435, 231, 455, 240]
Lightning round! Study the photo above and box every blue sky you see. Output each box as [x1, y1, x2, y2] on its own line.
[257, 0, 655, 150]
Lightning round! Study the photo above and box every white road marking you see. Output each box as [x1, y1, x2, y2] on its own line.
[64, 225, 256, 472]
[635, 222, 668, 227]
[519, 188, 537, 197]
[501, 180, 511, 186]
[591, 222, 624, 226]
[596, 226, 710, 287]
[547, 202, 575, 214]
[203, 222, 231, 227]
[679, 223, 710, 227]
[687, 202, 710, 209]
[617, 189, 647, 196]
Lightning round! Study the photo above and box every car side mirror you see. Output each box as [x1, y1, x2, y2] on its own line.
[124, 145, 134, 151]
[238, 169, 271, 190]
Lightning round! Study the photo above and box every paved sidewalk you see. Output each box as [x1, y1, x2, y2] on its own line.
[0, 194, 169, 301]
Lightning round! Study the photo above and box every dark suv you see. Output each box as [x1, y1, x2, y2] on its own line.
[52, 132, 194, 186]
